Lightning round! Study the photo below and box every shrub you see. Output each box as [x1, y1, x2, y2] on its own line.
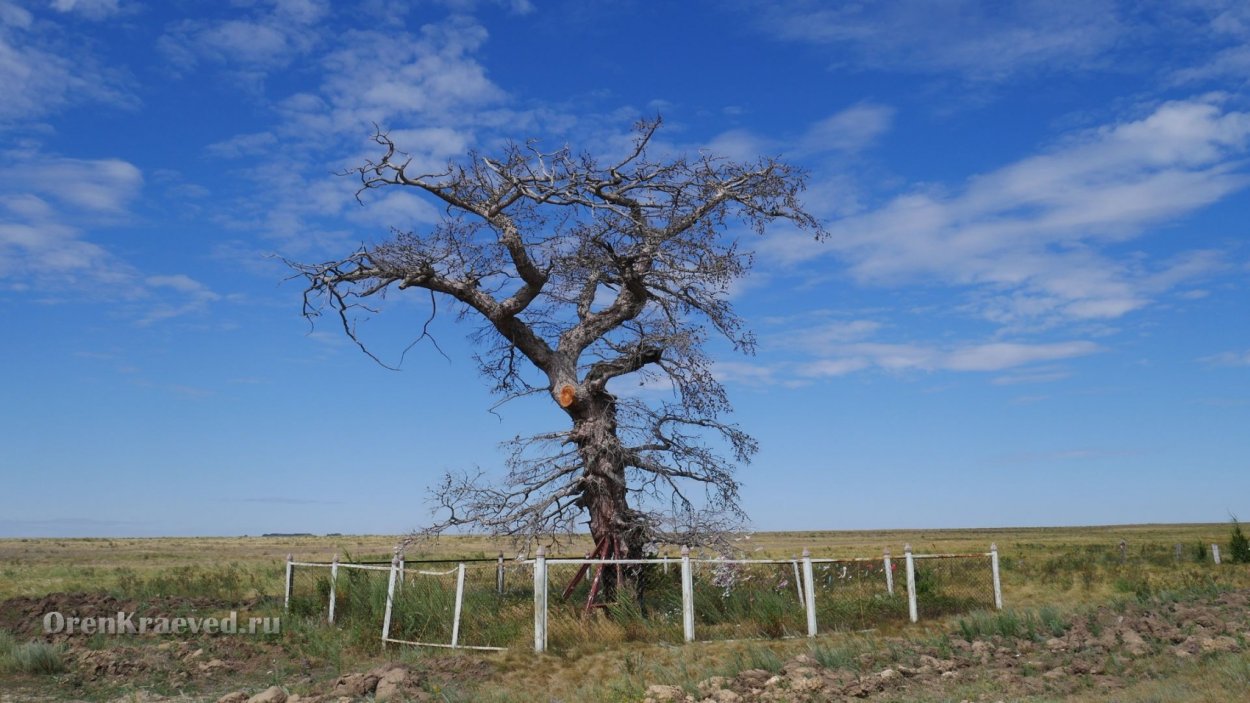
[1229, 518, 1250, 564]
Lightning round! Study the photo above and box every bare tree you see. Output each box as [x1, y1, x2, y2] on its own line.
[291, 119, 823, 579]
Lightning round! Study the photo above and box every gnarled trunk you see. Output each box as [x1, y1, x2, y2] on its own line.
[567, 387, 646, 596]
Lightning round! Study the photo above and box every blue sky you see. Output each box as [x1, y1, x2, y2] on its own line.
[2, 0, 1248, 538]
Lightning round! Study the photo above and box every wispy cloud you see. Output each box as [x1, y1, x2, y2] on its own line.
[0, 152, 224, 323]
[201, 14, 513, 255]
[711, 360, 779, 386]
[799, 102, 895, 153]
[993, 368, 1072, 385]
[768, 319, 883, 352]
[990, 447, 1143, 466]
[279, 16, 504, 138]
[206, 132, 278, 159]
[1200, 349, 1250, 367]
[158, 0, 329, 84]
[793, 340, 1102, 378]
[714, 331, 1101, 387]
[749, 0, 1123, 82]
[0, 1, 135, 128]
[138, 274, 222, 325]
[770, 97, 1250, 329]
[50, 0, 121, 20]
[0, 154, 143, 288]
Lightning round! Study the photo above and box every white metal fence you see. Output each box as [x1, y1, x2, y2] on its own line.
[283, 543, 1003, 653]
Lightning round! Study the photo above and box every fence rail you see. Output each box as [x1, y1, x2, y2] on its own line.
[283, 543, 1003, 653]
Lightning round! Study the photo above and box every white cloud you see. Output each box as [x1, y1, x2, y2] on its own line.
[0, 2, 30, 27]
[732, 312, 1104, 386]
[751, 0, 1123, 82]
[795, 357, 874, 378]
[943, 341, 1102, 371]
[800, 102, 894, 153]
[0, 218, 129, 285]
[146, 274, 217, 297]
[50, 0, 120, 20]
[291, 17, 504, 135]
[0, 154, 144, 287]
[794, 340, 1102, 377]
[206, 132, 278, 159]
[1200, 349, 1250, 367]
[703, 129, 775, 162]
[993, 368, 1072, 385]
[770, 319, 883, 352]
[1171, 45, 1250, 86]
[771, 97, 1250, 328]
[139, 274, 222, 325]
[202, 15, 514, 255]
[0, 1, 135, 127]
[0, 152, 221, 322]
[711, 360, 778, 386]
[17, 157, 143, 213]
[158, 0, 329, 80]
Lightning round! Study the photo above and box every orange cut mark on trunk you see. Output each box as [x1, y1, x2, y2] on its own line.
[557, 384, 577, 408]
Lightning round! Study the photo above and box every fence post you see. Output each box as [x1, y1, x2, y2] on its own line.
[381, 554, 399, 649]
[990, 543, 1003, 610]
[497, 552, 506, 595]
[1213, 544, 1222, 564]
[802, 548, 817, 637]
[663, 551, 669, 575]
[533, 546, 547, 653]
[451, 562, 466, 648]
[883, 548, 894, 595]
[791, 557, 803, 605]
[283, 554, 293, 613]
[397, 554, 405, 592]
[904, 544, 918, 623]
[681, 546, 695, 643]
[328, 554, 339, 624]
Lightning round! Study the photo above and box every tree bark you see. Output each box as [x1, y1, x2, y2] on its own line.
[567, 387, 644, 595]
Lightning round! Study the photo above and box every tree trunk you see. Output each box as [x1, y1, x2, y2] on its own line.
[569, 388, 645, 598]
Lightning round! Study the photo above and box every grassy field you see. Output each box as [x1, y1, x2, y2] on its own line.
[2, 522, 1249, 702]
[0, 522, 1233, 601]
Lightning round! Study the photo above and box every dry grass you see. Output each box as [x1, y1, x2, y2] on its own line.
[0, 522, 1232, 602]
[2, 523, 1247, 702]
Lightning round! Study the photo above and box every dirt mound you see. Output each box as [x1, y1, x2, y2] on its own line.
[0, 592, 259, 639]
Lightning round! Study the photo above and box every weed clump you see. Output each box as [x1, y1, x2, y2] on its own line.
[0, 632, 66, 676]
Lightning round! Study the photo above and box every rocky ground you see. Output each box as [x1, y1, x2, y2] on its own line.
[211, 662, 451, 703]
[640, 590, 1250, 703]
[2, 590, 1249, 702]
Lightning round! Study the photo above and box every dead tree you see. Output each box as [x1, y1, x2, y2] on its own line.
[291, 119, 823, 590]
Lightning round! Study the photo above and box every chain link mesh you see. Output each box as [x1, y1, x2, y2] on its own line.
[913, 556, 997, 618]
[811, 558, 908, 631]
[543, 560, 684, 647]
[287, 564, 330, 618]
[286, 551, 999, 650]
[690, 559, 807, 641]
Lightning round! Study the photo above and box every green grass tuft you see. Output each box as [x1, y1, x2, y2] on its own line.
[1, 640, 67, 675]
